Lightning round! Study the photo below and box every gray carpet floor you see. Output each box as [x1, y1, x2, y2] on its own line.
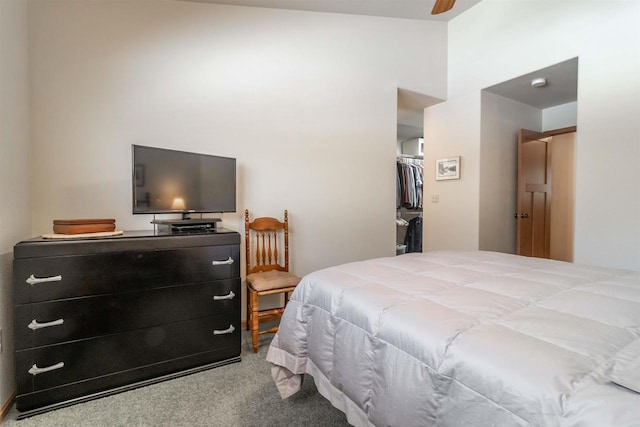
[2, 331, 351, 427]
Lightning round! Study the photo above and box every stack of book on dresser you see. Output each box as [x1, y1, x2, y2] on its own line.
[53, 218, 116, 234]
[40, 219, 123, 239]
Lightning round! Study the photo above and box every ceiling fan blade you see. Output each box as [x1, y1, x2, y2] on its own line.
[431, 0, 456, 14]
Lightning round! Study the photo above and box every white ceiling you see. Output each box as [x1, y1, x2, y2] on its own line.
[484, 58, 579, 109]
[181, 0, 482, 21]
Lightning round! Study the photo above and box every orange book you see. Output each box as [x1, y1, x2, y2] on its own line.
[53, 219, 116, 235]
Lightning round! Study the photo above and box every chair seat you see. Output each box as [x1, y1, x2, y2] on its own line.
[247, 270, 301, 292]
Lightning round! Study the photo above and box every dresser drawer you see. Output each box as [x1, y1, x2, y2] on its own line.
[15, 347, 239, 412]
[16, 313, 240, 395]
[14, 245, 240, 303]
[15, 278, 240, 350]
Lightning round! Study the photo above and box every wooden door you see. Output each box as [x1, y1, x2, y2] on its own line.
[549, 132, 575, 261]
[517, 129, 551, 258]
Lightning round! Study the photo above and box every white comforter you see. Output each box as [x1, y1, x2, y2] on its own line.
[266, 251, 640, 427]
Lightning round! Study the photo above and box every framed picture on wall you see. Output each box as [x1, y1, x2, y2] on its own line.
[435, 156, 460, 180]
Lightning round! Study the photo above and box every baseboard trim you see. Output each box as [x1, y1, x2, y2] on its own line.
[1, 392, 15, 422]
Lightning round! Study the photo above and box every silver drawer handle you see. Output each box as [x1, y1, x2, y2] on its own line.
[211, 257, 234, 266]
[28, 318, 64, 330]
[26, 274, 62, 285]
[213, 291, 235, 301]
[213, 325, 235, 335]
[27, 319, 64, 331]
[28, 362, 64, 376]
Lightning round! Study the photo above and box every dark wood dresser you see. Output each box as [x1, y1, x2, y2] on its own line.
[13, 229, 241, 418]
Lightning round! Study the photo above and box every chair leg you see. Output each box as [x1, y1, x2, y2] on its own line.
[246, 286, 250, 331]
[251, 289, 259, 353]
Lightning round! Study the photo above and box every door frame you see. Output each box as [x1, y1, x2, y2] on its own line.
[516, 126, 576, 258]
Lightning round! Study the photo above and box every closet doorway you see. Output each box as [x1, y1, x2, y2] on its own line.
[397, 154, 423, 254]
[397, 89, 440, 255]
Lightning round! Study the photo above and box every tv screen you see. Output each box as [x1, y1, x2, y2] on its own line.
[132, 145, 236, 215]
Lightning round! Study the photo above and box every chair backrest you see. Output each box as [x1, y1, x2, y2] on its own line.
[244, 209, 290, 276]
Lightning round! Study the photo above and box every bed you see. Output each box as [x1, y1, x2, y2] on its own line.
[265, 251, 640, 427]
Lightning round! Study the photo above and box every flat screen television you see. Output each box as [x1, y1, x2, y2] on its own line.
[132, 145, 236, 217]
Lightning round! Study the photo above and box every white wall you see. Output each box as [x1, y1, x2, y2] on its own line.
[0, 0, 30, 409]
[423, 92, 481, 250]
[543, 101, 577, 131]
[479, 91, 542, 254]
[28, 0, 447, 313]
[425, 1, 640, 270]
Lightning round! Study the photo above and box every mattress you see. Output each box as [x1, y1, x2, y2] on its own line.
[266, 251, 640, 427]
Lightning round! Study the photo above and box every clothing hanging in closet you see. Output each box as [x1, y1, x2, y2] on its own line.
[405, 216, 423, 253]
[396, 159, 424, 210]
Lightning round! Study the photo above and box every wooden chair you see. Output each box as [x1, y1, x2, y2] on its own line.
[245, 209, 301, 353]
